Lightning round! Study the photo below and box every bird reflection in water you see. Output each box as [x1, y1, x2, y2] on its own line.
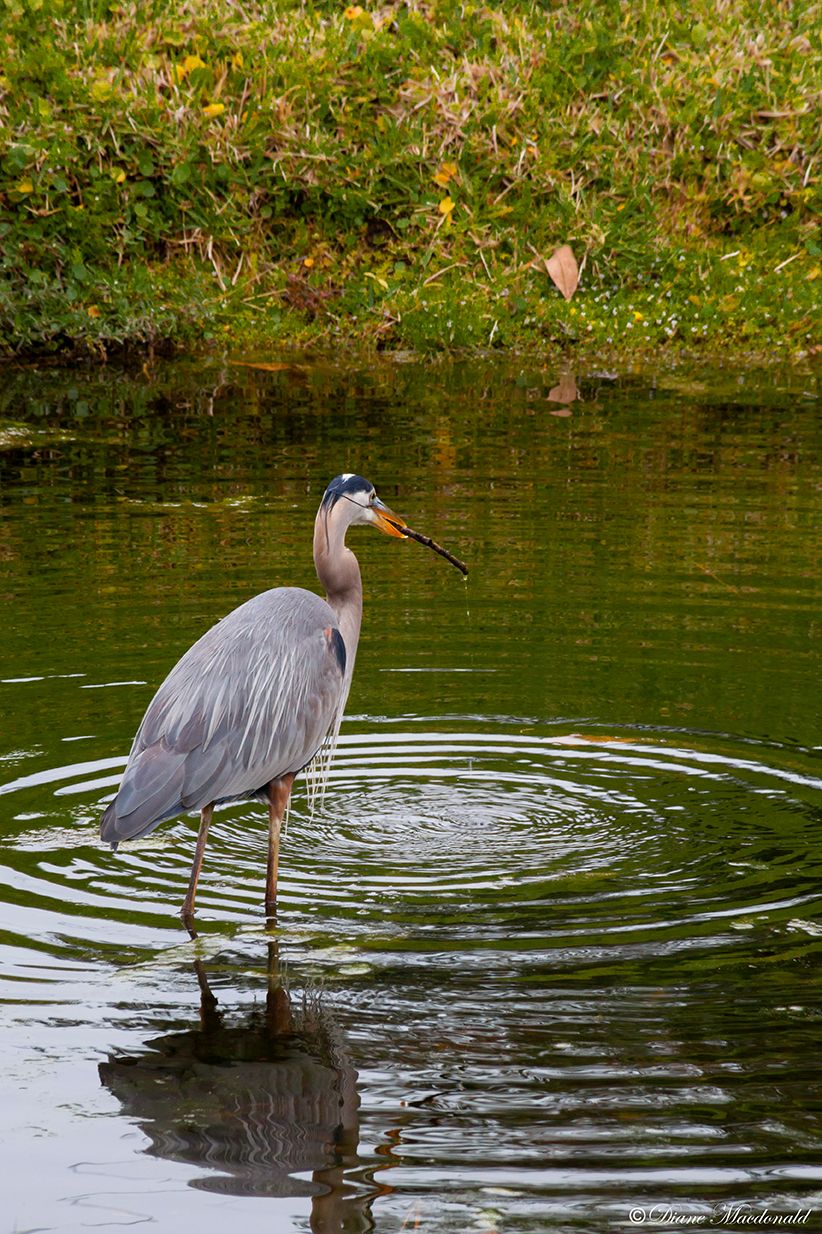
[99, 943, 371, 1232]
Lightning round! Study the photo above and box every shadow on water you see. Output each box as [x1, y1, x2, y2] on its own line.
[100, 941, 373, 1231]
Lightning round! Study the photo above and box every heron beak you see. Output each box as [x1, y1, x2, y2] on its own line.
[372, 496, 407, 538]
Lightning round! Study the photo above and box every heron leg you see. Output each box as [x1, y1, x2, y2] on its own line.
[265, 938, 292, 1033]
[265, 773, 295, 918]
[181, 803, 213, 925]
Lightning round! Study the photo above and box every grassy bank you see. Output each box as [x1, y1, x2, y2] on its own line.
[1, 0, 819, 359]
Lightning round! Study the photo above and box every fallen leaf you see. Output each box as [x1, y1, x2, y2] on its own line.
[545, 244, 579, 300]
[229, 361, 298, 372]
[547, 374, 578, 404]
[563, 733, 637, 743]
[203, 102, 225, 117]
[549, 407, 572, 417]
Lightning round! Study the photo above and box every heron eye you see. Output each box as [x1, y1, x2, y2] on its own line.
[369, 491, 376, 503]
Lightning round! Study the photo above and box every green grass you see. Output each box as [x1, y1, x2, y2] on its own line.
[0, 0, 819, 358]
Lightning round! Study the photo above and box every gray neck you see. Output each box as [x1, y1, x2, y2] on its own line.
[313, 505, 363, 688]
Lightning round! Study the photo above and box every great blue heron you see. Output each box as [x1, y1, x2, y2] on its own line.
[101, 473, 465, 921]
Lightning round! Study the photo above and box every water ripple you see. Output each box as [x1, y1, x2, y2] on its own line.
[1, 720, 820, 972]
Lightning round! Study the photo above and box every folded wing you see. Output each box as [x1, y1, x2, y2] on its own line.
[100, 588, 347, 845]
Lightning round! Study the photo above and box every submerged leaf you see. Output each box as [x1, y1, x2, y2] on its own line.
[563, 733, 637, 743]
[229, 361, 300, 372]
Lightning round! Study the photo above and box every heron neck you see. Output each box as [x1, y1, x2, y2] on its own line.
[313, 508, 363, 671]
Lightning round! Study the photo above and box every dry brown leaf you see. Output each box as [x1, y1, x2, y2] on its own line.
[229, 361, 300, 372]
[547, 374, 579, 403]
[545, 244, 579, 300]
[564, 733, 637, 743]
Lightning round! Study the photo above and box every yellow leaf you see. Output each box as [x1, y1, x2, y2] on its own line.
[15, 177, 33, 195]
[544, 244, 579, 301]
[344, 5, 364, 18]
[114, 170, 126, 184]
[174, 53, 206, 81]
[438, 196, 455, 215]
[232, 51, 244, 69]
[229, 362, 304, 372]
[203, 102, 225, 117]
[433, 161, 457, 187]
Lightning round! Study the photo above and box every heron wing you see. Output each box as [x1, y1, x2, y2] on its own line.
[101, 588, 347, 844]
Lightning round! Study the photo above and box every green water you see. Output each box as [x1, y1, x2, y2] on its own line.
[0, 359, 820, 1233]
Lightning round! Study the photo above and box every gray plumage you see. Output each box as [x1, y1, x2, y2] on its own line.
[100, 588, 345, 844]
[100, 473, 408, 918]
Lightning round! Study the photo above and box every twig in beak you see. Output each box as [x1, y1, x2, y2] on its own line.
[386, 519, 469, 576]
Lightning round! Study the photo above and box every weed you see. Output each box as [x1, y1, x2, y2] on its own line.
[0, 0, 818, 358]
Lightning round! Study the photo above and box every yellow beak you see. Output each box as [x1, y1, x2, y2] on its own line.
[372, 498, 407, 538]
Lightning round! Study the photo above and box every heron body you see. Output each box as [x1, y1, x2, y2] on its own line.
[100, 473, 407, 920]
[102, 589, 347, 839]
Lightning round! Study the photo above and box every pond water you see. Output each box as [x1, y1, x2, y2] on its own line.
[0, 357, 820, 1233]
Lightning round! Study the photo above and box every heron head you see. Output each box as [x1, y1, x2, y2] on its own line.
[321, 474, 406, 537]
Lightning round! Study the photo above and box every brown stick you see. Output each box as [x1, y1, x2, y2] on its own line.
[390, 521, 469, 576]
